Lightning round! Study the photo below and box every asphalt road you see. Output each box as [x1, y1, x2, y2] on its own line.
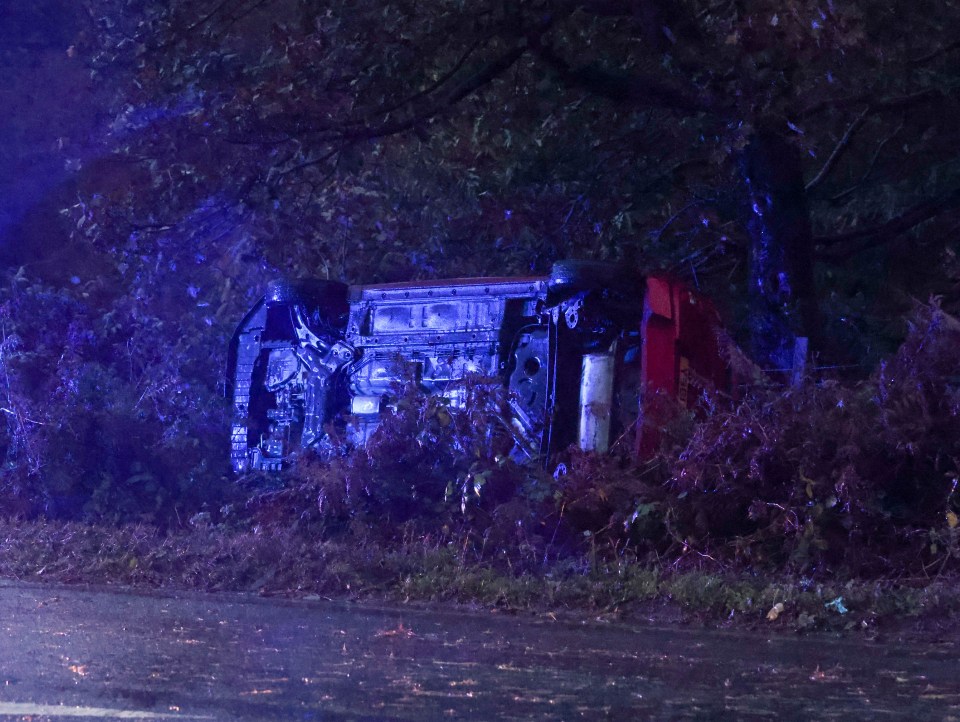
[1, 581, 958, 720]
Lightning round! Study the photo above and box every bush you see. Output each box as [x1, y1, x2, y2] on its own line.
[256, 379, 528, 533]
[0, 275, 233, 524]
[665, 301, 960, 575]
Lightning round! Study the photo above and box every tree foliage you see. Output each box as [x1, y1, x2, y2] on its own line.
[65, 0, 960, 355]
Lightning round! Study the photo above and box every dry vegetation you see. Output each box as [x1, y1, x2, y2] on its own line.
[1, 302, 958, 632]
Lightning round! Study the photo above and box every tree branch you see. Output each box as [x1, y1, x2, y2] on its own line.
[373, 39, 486, 120]
[186, 0, 235, 33]
[529, 36, 718, 116]
[344, 43, 530, 142]
[254, 40, 529, 149]
[805, 107, 869, 193]
[273, 148, 340, 181]
[828, 117, 904, 204]
[649, 200, 707, 242]
[222, 0, 274, 30]
[911, 39, 960, 66]
[799, 88, 940, 120]
[815, 187, 960, 259]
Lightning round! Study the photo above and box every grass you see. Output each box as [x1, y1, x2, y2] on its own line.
[2, 516, 958, 638]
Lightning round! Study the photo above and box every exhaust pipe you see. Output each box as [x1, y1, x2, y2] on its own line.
[578, 353, 615, 452]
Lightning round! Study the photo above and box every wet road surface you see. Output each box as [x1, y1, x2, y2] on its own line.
[1, 581, 958, 720]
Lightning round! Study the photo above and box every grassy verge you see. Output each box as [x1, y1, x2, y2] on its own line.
[2, 517, 958, 638]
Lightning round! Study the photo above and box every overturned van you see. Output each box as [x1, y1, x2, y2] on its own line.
[227, 261, 730, 472]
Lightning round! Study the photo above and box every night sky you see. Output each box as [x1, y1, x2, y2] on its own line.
[1, 3, 104, 276]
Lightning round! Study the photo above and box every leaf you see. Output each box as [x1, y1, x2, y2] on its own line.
[824, 596, 848, 614]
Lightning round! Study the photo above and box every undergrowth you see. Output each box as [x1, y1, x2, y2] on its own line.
[666, 300, 960, 576]
[0, 301, 958, 620]
[2, 516, 959, 635]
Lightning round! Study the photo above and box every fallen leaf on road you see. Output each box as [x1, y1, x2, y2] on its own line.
[375, 622, 415, 639]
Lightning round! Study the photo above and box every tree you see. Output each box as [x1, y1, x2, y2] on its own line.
[66, 0, 960, 368]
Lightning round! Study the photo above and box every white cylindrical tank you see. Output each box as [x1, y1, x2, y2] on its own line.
[578, 353, 615, 452]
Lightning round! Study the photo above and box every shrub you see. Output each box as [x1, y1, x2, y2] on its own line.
[260, 379, 526, 534]
[0, 275, 233, 524]
[665, 301, 960, 575]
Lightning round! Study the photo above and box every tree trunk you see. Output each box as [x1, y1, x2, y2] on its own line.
[740, 126, 820, 370]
